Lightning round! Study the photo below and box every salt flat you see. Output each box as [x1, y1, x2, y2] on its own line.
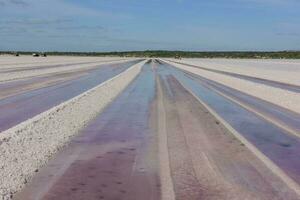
[0, 57, 299, 200]
[0, 56, 124, 70]
[164, 59, 300, 113]
[173, 58, 300, 86]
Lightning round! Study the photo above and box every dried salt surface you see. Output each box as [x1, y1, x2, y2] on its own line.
[162, 59, 300, 113]
[171, 58, 300, 86]
[0, 58, 137, 82]
[0, 60, 147, 199]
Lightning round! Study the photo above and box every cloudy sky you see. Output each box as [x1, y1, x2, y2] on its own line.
[0, 0, 300, 52]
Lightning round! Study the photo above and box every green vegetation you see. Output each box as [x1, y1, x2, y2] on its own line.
[1, 50, 300, 59]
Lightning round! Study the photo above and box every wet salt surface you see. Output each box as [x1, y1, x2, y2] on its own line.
[0, 71, 83, 94]
[176, 68, 300, 134]
[158, 62, 300, 185]
[0, 60, 140, 132]
[18, 64, 158, 200]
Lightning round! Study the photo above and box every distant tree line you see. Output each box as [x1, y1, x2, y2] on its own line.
[1, 50, 300, 59]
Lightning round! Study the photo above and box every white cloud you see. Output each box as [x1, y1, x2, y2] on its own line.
[0, 0, 131, 19]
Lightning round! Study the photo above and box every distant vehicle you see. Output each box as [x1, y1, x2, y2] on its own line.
[175, 55, 182, 59]
[32, 53, 40, 57]
[14, 52, 19, 57]
[41, 53, 47, 57]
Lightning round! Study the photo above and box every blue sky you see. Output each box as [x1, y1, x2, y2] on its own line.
[0, 0, 299, 52]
